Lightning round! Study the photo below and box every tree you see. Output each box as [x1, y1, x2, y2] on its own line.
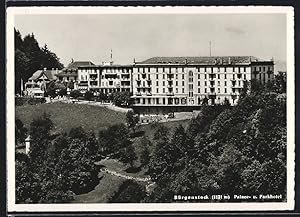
[40, 44, 64, 70]
[97, 92, 108, 103]
[45, 81, 57, 99]
[140, 145, 150, 167]
[109, 180, 147, 203]
[98, 124, 130, 157]
[29, 112, 53, 167]
[126, 110, 139, 133]
[119, 144, 137, 168]
[70, 90, 82, 100]
[15, 118, 28, 146]
[58, 87, 67, 97]
[84, 90, 94, 101]
[112, 91, 131, 107]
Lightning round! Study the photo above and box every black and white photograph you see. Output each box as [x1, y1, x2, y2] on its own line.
[6, 6, 295, 212]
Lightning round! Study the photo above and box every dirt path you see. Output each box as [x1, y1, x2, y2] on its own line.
[101, 168, 155, 192]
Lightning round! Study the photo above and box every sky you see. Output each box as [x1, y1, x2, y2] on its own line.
[15, 13, 287, 70]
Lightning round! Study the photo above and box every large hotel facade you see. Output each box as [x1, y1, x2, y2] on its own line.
[26, 55, 274, 112]
[131, 56, 274, 113]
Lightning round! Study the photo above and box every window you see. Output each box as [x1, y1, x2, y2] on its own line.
[224, 67, 227, 72]
[156, 74, 158, 79]
[176, 74, 178, 79]
[218, 74, 220, 79]
[198, 74, 200, 79]
[189, 71, 193, 76]
[204, 67, 207, 72]
[225, 74, 227, 79]
[163, 88, 165, 93]
[156, 98, 160, 104]
[148, 98, 151, 104]
[163, 74, 165, 79]
[143, 99, 145, 104]
[182, 74, 185, 79]
[205, 88, 207, 93]
[233, 67, 235, 72]
[197, 67, 200, 72]
[156, 88, 159, 93]
[218, 88, 220, 93]
[163, 81, 165, 86]
[148, 68, 150, 72]
[205, 74, 207, 79]
[205, 81, 207, 86]
[156, 68, 158, 73]
[244, 74, 246, 80]
[225, 81, 227, 86]
[225, 88, 227, 93]
[182, 67, 184, 72]
[198, 88, 200, 93]
[182, 88, 185, 93]
[163, 98, 165, 104]
[176, 81, 178, 86]
[189, 77, 193, 82]
[218, 81, 220, 86]
[198, 81, 200, 86]
[163, 68, 165, 72]
[176, 88, 178, 93]
[244, 67, 246, 72]
[156, 81, 159, 86]
[182, 81, 185, 86]
[189, 84, 193, 89]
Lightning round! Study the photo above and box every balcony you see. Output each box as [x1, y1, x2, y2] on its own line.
[146, 92, 152, 96]
[136, 92, 142, 96]
[208, 91, 216, 96]
[166, 92, 174, 96]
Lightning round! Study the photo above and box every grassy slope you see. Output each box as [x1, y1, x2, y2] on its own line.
[15, 102, 126, 134]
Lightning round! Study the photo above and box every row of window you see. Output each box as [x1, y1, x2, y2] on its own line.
[136, 86, 242, 94]
[136, 73, 250, 80]
[136, 66, 251, 73]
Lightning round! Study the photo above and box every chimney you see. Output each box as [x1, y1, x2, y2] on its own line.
[43, 68, 47, 71]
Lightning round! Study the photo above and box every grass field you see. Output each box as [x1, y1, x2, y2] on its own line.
[15, 102, 127, 134]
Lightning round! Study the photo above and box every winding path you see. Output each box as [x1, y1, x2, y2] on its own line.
[100, 168, 155, 192]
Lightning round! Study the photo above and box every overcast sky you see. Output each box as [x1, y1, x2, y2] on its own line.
[15, 13, 287, 69]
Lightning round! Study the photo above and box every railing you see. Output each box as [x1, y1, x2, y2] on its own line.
[166, 92, 174, 96]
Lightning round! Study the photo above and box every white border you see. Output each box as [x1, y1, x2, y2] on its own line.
[6, 6, 295, 212]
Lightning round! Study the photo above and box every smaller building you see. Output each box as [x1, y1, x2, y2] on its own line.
[25, 68, 60, 97]
[77, 61, 133, 94]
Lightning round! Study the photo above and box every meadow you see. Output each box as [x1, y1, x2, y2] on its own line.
[15, 102, 127, 134]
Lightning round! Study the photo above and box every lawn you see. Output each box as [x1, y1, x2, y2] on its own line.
[15, 102, 127, 134]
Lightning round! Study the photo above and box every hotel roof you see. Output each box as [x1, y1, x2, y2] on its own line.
[135, 56, 269, 65]
[28, 69, 60, 81]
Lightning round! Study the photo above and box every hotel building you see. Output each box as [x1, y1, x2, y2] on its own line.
[131, 56, 274, 113]
[77, 61, 132, 93]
